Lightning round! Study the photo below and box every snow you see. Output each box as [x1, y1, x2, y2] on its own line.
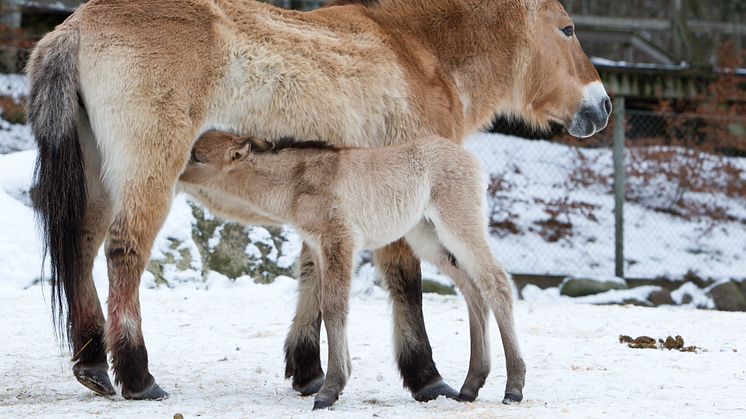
[0, 73, 28, 101]
[0, 150, 47, 289]
[0, 117, 34, 154]
[1, 284, 745, 418]
[465, 133, 746, 279]
[0, 74, 34, 154]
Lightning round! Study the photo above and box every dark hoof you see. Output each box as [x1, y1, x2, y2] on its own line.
[502, 392, 523, 404]
[122, 382, 169, 400]
[312, 399, 335, 410]
[457, 389, 478, 403]
[293, 375, 325, 396]
[413, 380, 460, 402]
[73, 363, 115, 396]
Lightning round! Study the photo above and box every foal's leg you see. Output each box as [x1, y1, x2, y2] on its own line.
[404, 222, 491, 402]
[312, 236, 354, 410]
[96, 118, 193, 400]
[284, 243, 325, 395]
[431, 213, 526, 404]
[71, 109, 115, 396]
[374, 239, 459, 401]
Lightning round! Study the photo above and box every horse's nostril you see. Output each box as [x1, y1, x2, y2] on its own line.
[602, 97, 612, 115]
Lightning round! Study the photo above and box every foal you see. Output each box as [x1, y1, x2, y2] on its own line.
[180, 131, 525, 409]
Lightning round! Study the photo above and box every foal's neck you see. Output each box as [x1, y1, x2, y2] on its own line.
[224, 148, 339, 222]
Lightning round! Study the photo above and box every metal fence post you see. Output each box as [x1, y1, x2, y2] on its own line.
[613, 96, 625, 279]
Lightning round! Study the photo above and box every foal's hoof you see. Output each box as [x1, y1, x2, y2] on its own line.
[502, 392, 523, 404]
[294, 375, 325, 397]
[122, 382, 169, 400]
[413, 379, 460, 402]
[73, 364, 115, 396]
[312, 398, 336, 410]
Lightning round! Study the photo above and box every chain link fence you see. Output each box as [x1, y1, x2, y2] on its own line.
[475, 108, 745, 280]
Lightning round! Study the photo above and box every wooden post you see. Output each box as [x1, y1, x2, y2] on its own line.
[613, 96, 625, 279]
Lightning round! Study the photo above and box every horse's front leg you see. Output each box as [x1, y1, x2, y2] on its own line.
[311, 234, 355, 410]
[284, 243, 325, 395]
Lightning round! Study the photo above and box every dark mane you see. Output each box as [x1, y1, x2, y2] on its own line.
[325, 0, 381, 8]
[249, 137, 339, 153]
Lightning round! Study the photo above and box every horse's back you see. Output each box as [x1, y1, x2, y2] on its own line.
[204, 2, 419, 148]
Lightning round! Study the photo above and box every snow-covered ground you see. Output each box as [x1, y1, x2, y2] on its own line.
[1, 283, 745, 418]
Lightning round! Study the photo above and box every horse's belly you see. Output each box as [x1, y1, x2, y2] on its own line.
[348, 187, 430, 251]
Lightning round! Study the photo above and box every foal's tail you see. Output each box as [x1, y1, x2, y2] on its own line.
[26, 26, 85, 344]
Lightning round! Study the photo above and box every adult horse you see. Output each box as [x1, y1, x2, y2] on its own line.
[27, 0, 610, 406]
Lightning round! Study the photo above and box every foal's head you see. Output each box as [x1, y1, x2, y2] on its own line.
[181, 131, 273, 184]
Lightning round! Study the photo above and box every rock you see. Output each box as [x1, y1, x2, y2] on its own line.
[421, 279, 456, 296]
[737, 279, 746, 297]
[190, 204, 298, 282]
[681, 293, 693, 305]
[671, 282, 713, 309]
[707, 281, 746, 312]
[618, 298, 654, 308]
[559, 276, 628, 297]
[648, 288, 675, 306]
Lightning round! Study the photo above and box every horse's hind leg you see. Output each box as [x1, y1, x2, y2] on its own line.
[374, 240, 459, 401]
[284, 243, 325, 395]
[404, 222, 491, 402]
[431, 212, 526, 404]
[96, 117, 193, 400]
[71, 108, 115, 396]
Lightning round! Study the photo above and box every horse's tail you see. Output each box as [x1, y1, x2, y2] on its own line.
[26, 26, 85, 345]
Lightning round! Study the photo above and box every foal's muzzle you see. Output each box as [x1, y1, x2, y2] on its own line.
[568, 81, 612, 139]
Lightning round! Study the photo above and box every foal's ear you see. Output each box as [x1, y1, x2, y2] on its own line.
[229, 142, 251, 161]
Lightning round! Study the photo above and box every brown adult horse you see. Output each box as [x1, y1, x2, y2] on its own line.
[27, 0, 610, 408]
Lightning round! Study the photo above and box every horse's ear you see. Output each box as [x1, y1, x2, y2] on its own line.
[251, 138, 275, 152]
[229, 142, 251, 161]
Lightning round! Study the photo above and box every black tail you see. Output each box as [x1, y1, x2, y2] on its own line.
[26, 27, 85, 345]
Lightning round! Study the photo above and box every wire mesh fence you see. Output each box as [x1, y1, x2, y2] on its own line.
[475, 109, 745, 280]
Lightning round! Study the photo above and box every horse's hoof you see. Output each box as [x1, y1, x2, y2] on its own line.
[73, 364, 115, 396]
[457, 389, 478, 403]
[502, 392, 523, 404]
[413, 379, 460, 402]
[293, 375, 325, 396]
[122, 381, 169, 400]
[312, 398, 335, 410]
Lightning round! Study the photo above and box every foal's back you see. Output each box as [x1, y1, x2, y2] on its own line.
[332, 136, 483, 249]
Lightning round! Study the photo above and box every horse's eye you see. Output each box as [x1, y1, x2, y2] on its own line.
[562, 26, 575, 37]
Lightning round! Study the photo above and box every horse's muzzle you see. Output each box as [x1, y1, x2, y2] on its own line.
[568, 81, 612, 139]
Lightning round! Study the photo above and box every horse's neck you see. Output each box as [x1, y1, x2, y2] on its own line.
[374, 0, 527, 129]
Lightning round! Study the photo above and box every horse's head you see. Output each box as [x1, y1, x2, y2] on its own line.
[519, 0, 611, 138]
